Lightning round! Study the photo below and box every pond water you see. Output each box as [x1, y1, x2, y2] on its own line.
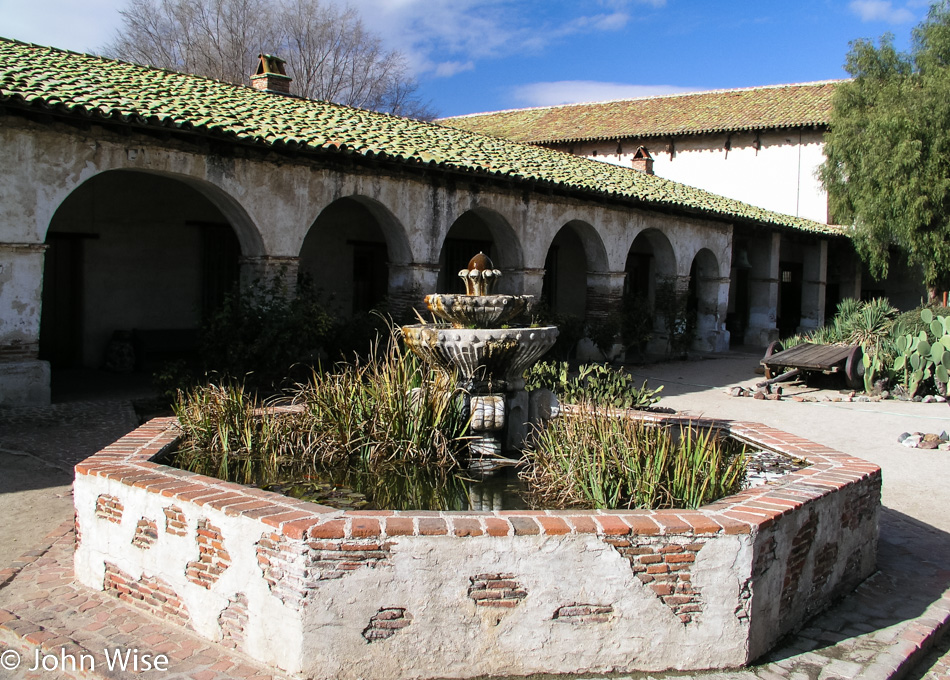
[242, 447, 807, 512]
[258, 464, 530, 512]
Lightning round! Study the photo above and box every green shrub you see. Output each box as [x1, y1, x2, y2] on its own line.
[895, 302, 950, 337]
[199, 275, 336, 391]
[521, 414, 746, 509]
[531, 302, 585, 360]
[587, 317, 620, 360]
[524, 360, 662, 410]
[655, 279, 695, 358]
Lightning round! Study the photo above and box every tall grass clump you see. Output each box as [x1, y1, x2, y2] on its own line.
[294, 334, 470, 471]
[173, 383, 305, 485]
[170, 329, 471, 497]
[521, 412, 746, 510]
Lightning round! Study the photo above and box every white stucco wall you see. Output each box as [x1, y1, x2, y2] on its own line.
[566, 128, 829, 224]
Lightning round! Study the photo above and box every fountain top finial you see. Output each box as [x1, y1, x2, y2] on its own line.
[459, 252, 501, 296]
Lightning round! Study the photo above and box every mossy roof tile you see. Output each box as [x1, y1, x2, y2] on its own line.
[0, 37, 841, 236]
[438, 82, 840, 144]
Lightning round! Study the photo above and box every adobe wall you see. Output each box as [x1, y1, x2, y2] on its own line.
[1, 117, 738, 401]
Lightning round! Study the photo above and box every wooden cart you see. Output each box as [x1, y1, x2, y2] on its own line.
[760, 341, 864, 389]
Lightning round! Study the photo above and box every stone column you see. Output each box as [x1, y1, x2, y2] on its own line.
[239, 256, 300, 296]
[695, 276, 732, 353]
[388, 262, 440, 320]
[0, 242, 51, 405]
[799, 239, 828, 333]
[745, 232, 780, 346]
[512, 267, 545, 299]
[585, 271, 627, 323]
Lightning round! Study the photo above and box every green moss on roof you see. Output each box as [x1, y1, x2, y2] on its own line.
[438, 82, 839, 144]
[0, 38, 841, 236]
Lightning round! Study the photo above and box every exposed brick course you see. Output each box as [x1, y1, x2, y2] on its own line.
[186, 519, 231, 589]
[103, 562, 189, 624]
[468, 573, 527, 608]
[218, 592, 249, 649]
[608, 536, 706, 624]
[131, 517, 158, 549]
[362, 607, 412, 642]
[780, 510, 820, 616]
[163, 505, 188, 535]
[553, 603, 614, 624]
[94, 494, 123, 524]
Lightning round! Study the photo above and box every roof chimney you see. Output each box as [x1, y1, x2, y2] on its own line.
[631, 146, 654, 175]
[251, 54, 292, 95]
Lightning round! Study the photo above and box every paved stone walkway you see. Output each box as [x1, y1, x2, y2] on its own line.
[2, 371, 950, 679]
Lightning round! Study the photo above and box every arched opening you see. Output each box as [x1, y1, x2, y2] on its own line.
[624, 229, 676, 308]
[688, 248, 721, 336]
[39, 170, 244, 379]
[541, 223, 594, 319]
[299, 197, 409, 317]
[437, 209, 522, 294]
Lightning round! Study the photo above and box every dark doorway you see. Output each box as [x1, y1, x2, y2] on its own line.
[39, 233, 92, 368]
[352, 241, 389, 313]
[197, 222, 241, 318]
[779, 262, 803, 338]
[728, 268, 750, 346]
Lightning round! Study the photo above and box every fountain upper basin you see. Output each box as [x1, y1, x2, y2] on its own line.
[425, 293, 533, 328]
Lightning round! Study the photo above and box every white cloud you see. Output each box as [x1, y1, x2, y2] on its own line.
[434, 60, 476, 78]
[353, 0, 666, 78]
[512, 80, 695, 107]
[848, 0, 915, 24]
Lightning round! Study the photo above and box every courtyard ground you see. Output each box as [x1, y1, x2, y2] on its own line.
[2, 353, 950, 679]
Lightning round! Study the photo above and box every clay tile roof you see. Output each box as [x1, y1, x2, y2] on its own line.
[0, 38, 842, 236]
[437, 82, 841, 144]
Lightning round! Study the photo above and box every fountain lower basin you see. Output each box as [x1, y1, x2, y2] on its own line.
[401, 324, 559, 390]
[73, 412, 880, 680]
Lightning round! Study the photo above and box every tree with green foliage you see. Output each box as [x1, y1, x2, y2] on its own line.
[820, 2, 950, 298]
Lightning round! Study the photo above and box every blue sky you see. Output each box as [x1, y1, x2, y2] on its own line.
[0, 0, 933, 117]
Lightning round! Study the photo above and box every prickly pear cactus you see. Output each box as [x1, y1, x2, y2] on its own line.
[893, 308, 950, 397]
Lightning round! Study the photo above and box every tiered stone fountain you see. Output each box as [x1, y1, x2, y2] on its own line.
[401, 253, 559, 467]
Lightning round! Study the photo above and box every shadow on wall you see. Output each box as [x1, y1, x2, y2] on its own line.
[761, 506, 950, 664]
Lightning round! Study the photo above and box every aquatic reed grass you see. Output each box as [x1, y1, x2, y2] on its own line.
[520, 410, 746, 510]
[171, 328, 471, 493]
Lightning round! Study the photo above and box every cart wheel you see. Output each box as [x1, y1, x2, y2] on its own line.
[763, 341, 784, 380]
[845, 345, 865, 390]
